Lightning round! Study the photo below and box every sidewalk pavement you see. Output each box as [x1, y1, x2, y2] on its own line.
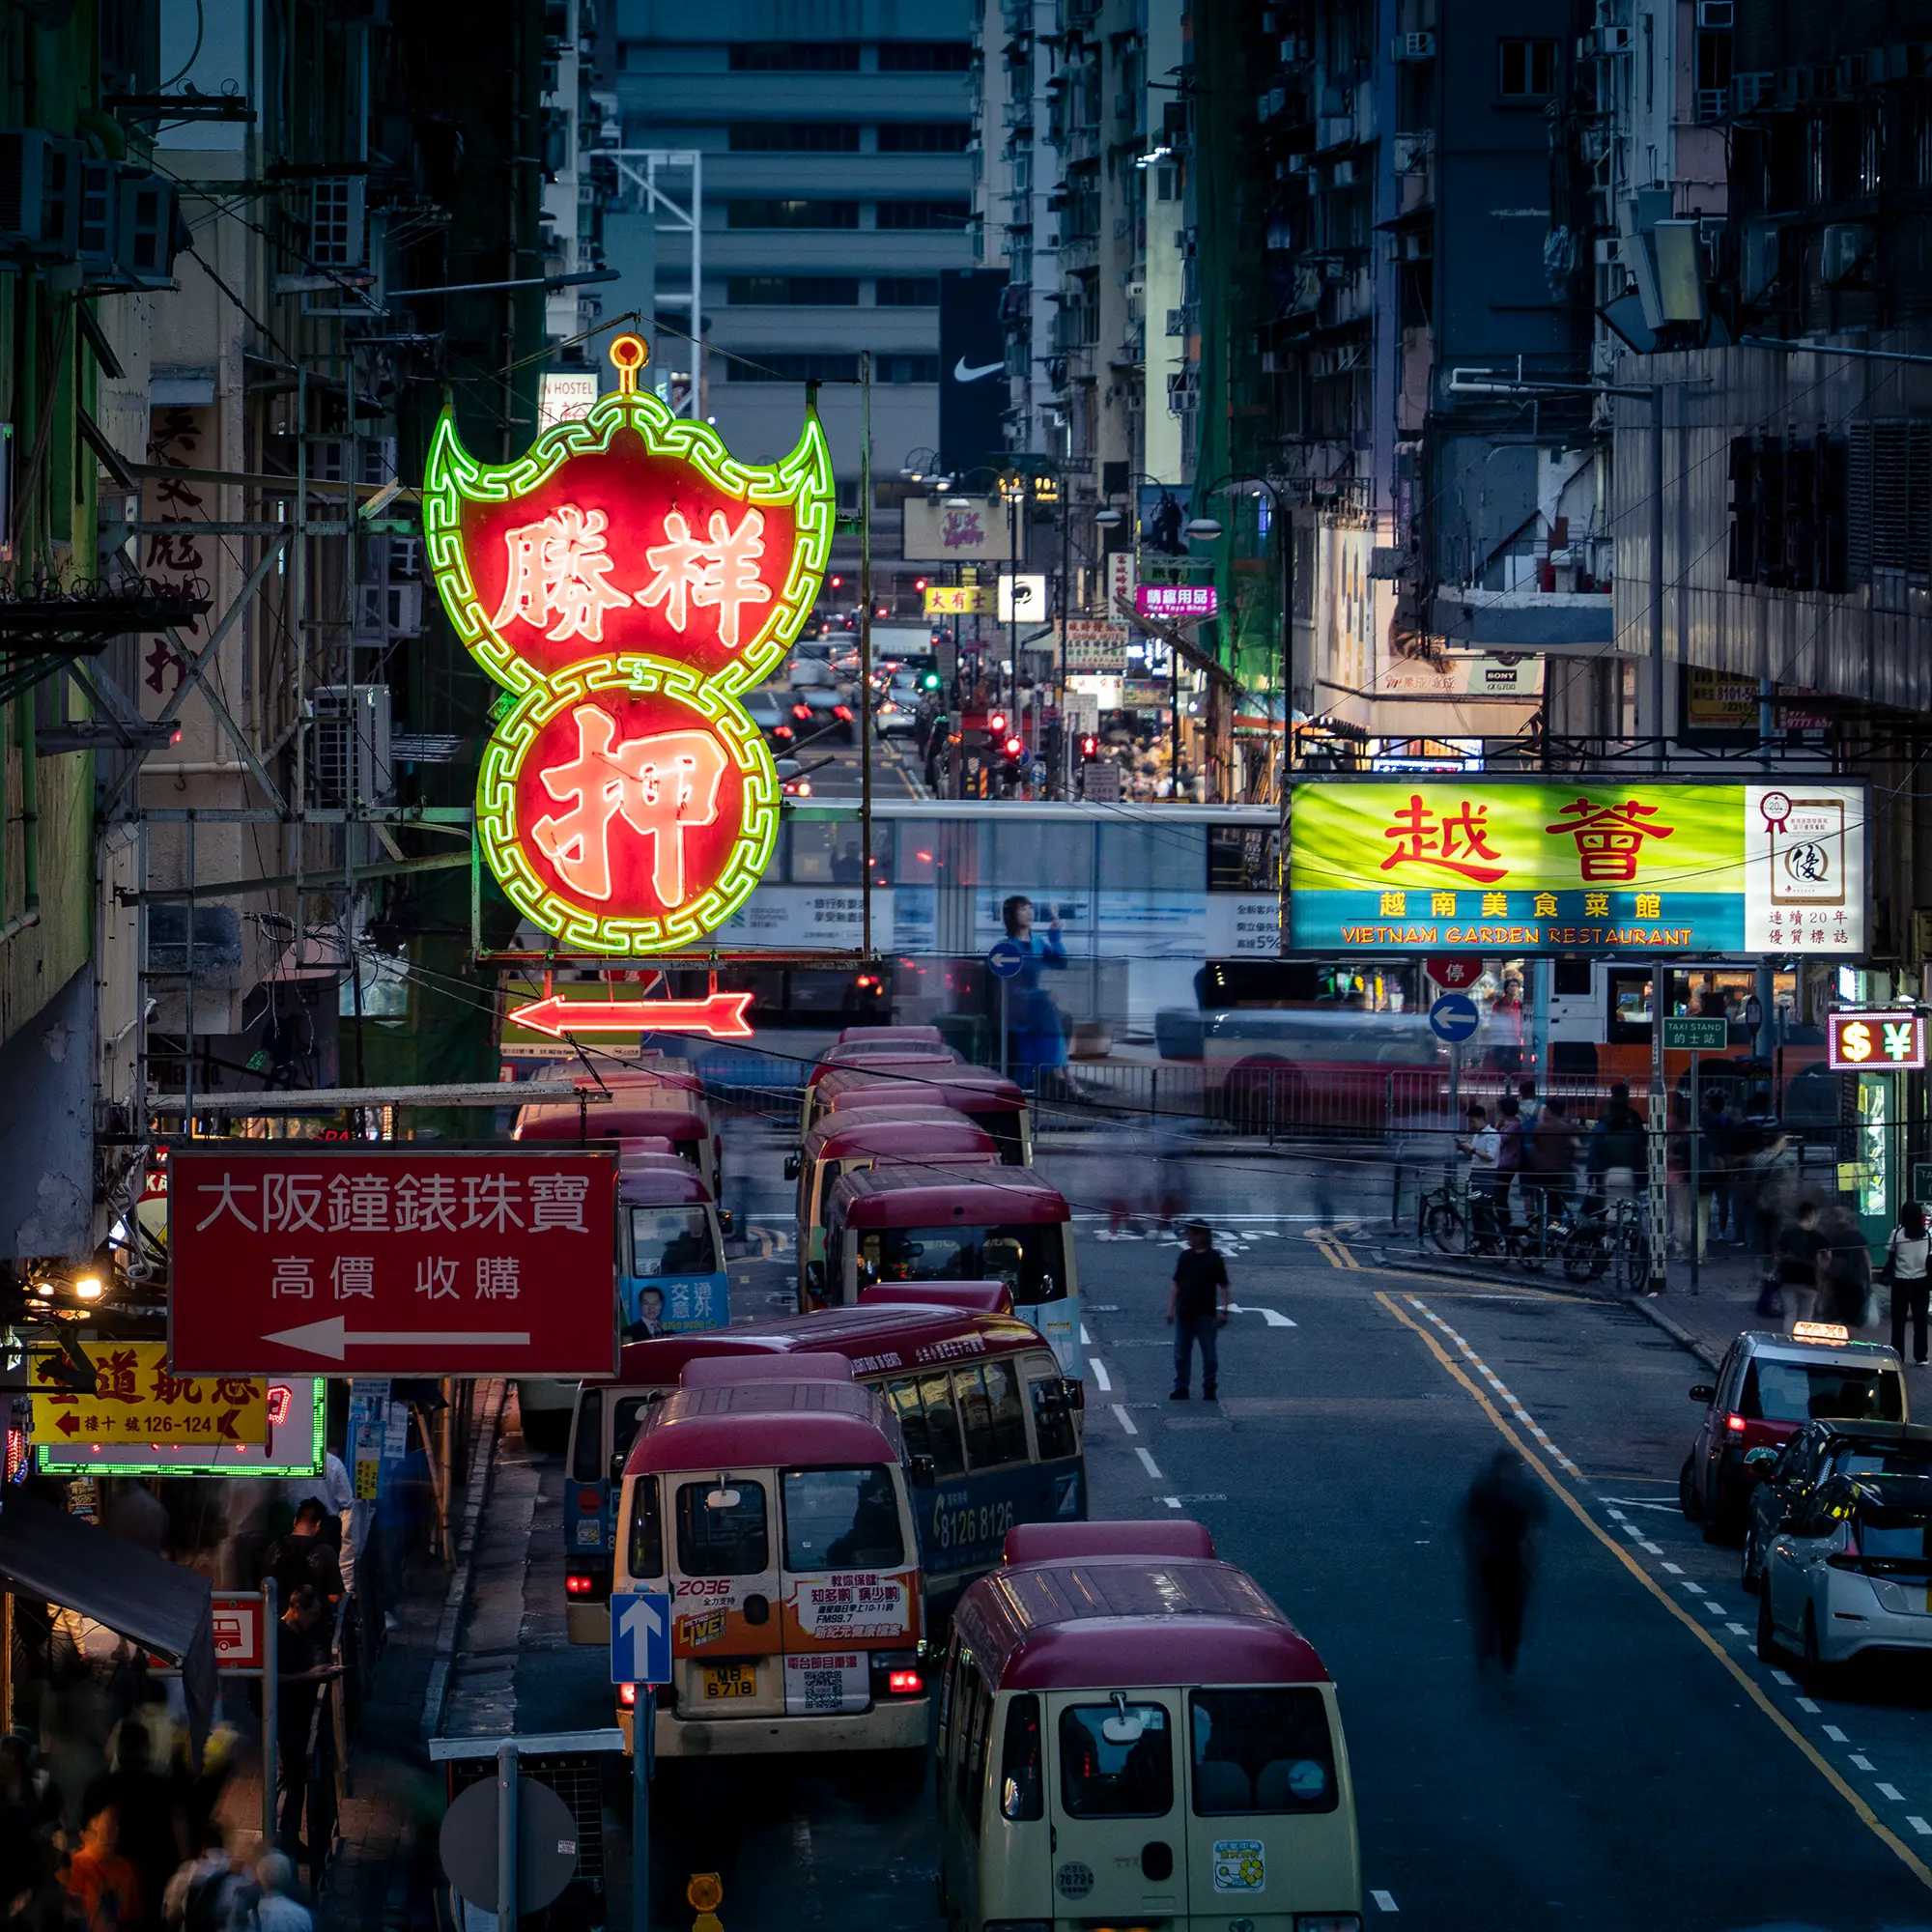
[212, 1381, 508, 1932]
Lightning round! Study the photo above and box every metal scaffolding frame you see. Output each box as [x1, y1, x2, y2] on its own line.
[595, 150, 704, 415]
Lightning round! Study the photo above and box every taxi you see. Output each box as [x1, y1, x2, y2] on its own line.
[1679, 1323, 1908, 1538]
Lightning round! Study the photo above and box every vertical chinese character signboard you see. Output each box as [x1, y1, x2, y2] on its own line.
[1285, 781, 1866, 955]
[424, 335, 832, 953]
[167, 1151, 617, 1376]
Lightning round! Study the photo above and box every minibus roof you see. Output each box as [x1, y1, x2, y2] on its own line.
[953, 1555, 1327, 1691]
[515, 1100, 707, 1143]
[616, 1166, 713, 1208]
[610, 1305, 1054, 1384]
[805, 1100, 977, 1139]
[862, 1282, 1015, 1315]
[808, 1048, 956, 1090]
[805, 1118, 996, 1165]
[624, 1377, 899, 1476]
[680, 1353, 853, 1388]
[838, 1024, 944, 1046]
[820, 1066, 1027, 1114]
[828, 1166, 1069, 1229]
[617, 1136, 677, 1157]
[1003, 1521, 1214, 1564]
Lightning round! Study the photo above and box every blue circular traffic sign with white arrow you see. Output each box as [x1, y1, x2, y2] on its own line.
[1429, 992, 1481, 1044]
[986, 938, 1026, 980]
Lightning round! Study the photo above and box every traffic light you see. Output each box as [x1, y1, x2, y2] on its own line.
[1080, 734, 1099, 760]
[989, 712, 1007, 735]
[1003, 735, 1025, 759]
[922, 671, 941, 690]
[914, 577, 927, 592]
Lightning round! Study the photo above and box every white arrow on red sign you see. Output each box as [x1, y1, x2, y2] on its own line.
[264, 1317, 533, 1362]
[507, 992, 753, 1040]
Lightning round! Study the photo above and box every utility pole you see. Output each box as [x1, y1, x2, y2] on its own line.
[1648, 381, 1669, 1293]
[860, 353, 873, 961]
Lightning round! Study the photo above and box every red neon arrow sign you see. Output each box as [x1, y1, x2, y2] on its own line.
[508, 992, 754, 1040]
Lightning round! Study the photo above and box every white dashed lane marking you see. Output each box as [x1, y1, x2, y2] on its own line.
[1134, 1446, 1166, 1481]
[1371, 1889, 1399, 1913]
[1110, 1404, 1138, 1437]
[1089, 1358, 1112, 1392]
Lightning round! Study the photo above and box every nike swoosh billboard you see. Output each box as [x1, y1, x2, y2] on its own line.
[939, 270, 1009, 479]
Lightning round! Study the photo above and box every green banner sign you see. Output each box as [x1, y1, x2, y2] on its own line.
[1662, 1016, 1728, 1050]
[1286, 780, 1866, 957]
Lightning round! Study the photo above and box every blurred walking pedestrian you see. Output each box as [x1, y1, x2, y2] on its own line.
[1461, 1448, 1547, 1674]
[1457, 1104, 1503, 1252]
[63, 1804, 137, 1932]
[1887, 1202, 1931, 1367]
[250, 1857, 310, 1932]
[1819, 1204, 1875, 1330]
[270, 1589, 340, 1864]
[81, 1724, 184, 1932]
[1776, 1201, 1830, 1331]
[1166, 1220, 1230, 1402]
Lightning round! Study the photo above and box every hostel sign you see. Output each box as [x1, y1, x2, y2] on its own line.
[1286, 781, 1866, 956]
[424, 335, 832, 953]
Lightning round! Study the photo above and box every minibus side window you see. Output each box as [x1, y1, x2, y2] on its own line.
[1028, 1377, 1078, 1461]
[915, 1371, 968, 1477]
[956, 1364, 1028, 1469]
[953, 1669, 985, 1813]
[627, 1476, 663, 1577]
[674, 1480, 769, 1576]
[781, 1464, 905, 1571]
[962, 1674, 995, 1837]
[571, 1389, 604, 1483]
[999, 1693, 1042, 1821]
[1189, 1688, 1339, 1815]
[884, 1379, 932, 1461]
[1060, 1704, 1173, 1817]
[609, 1395, 657, 1481]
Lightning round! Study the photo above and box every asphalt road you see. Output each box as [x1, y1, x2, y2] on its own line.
[442, 1131, 1932, 1930]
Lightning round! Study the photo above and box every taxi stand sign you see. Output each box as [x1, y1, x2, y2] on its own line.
[1828, 1009, 1927, 1071]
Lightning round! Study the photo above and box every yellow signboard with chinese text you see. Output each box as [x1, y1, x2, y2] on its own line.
[1286, 780, 1866, 956]
[924, 584, 990, 615]
[30, 1343, 267, 1448]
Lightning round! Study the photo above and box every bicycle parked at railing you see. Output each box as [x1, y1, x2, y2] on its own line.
[1560, 1192, 1654, 1290]
[1418, 1169, 1573, 1271]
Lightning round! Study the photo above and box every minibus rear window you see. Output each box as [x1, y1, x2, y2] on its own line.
[627, 1476, 663, 1577]
[675, 1480, 769, 1576]
[572, 1389, 604, 1483]
[1029, 1378, 1078, 1462]
[1189, 1688, 1338, 1815]
[999, 1693, 1042, 1820]
[1060, 1704, 1173, 1818]
[628, 1206, 717, 1276]
[781, 1464, 904, 1571]
[610, 1395, 658, 1477]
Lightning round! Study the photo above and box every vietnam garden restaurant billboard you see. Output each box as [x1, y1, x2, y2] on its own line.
[1284, 780, 1868, 956]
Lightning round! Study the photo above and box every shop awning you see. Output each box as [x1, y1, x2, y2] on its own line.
[0, 1489, 216, 1757]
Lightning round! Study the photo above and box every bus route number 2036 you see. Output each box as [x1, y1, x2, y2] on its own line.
[932, 1491, 1015, 1554]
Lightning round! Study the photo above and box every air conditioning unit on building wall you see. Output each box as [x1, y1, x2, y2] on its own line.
[308, 685, 395, 808]
[1392, 32, 1435, 59]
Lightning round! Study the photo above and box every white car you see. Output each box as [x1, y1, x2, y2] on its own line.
[1758, 1465, 1932, 1683]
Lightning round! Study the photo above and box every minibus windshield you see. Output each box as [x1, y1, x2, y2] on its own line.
[858, 1222, 1065, 1297]
[629, 1206, 717, 1275]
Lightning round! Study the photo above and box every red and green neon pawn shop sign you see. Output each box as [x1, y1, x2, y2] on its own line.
[424, 332, 833, 953]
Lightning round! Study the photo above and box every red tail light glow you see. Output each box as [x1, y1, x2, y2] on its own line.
[617, 1681, 638, 1708]
[834, 704, 853, 721]
[566, 1572, 596, 1595]
[887, 1669, 923, 1695]
[1725, 1413, 1747, 1433]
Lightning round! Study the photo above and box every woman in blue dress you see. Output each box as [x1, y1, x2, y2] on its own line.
[1001, 894, 1068, 1088]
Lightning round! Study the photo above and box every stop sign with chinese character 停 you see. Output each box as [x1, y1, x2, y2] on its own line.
[424, 333, 832, 954]
[167, 1150, 618, 1377]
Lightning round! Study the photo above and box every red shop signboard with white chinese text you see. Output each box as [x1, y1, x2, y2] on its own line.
[167, 1150, 617, 1377]
[424, 334, 833, 955]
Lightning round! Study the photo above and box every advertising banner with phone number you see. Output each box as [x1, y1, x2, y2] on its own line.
[1287, 781, 1866, 957]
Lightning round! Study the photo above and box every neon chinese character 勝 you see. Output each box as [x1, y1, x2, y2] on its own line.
[492, 505, 633, 643]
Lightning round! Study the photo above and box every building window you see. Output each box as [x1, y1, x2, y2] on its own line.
[878, 42, 973, 70]
[877, 124, 973, 153]
[875, 200, 972, 230]
[727, 124, 862, 152]
[729, 43, 860, 69]
[1805, 116, 1830, 203]
[1497, 38, 1557, 99]
[726, 276, 861, 304]
[725, 353, 861, 382]
[879, 355, 941, 382]
[727, 200, 860, 229]
[875, 277, 940, 305]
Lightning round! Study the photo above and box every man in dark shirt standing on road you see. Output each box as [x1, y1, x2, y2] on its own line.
[1167, 1219, 1231, 1401]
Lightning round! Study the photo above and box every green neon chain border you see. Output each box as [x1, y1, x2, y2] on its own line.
[423, 388, 834, 700]
[478, 655, 781, 955]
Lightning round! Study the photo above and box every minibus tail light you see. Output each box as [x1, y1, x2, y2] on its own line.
[565, 1572, 596, 1596]
[887, 1669, 923, 1695]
